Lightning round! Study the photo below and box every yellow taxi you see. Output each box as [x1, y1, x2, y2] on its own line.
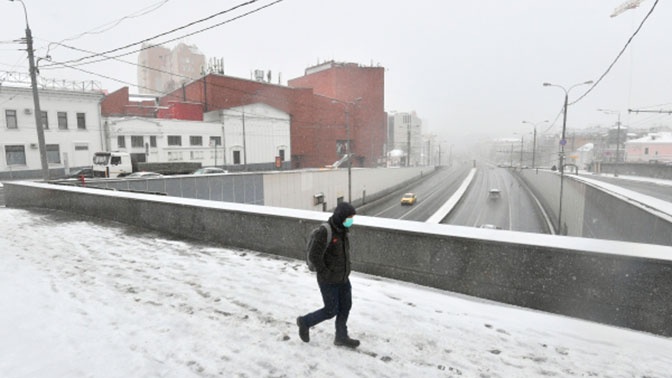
[400, 192, 417, 206]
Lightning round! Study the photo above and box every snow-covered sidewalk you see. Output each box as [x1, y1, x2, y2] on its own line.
[1, 207, 671, 377]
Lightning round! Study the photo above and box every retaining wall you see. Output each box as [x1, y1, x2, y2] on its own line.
[518, 169, 672, 246]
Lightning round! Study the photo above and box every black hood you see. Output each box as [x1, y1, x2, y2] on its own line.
[330, 202, 356, 227]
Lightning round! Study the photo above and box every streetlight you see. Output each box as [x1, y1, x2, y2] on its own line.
[543, 80, 593, 235]
[522, 120, 548, 169]
[9, 0, 49, 180]
[597, 108, 622, 177]
[332, 97, 362, 203]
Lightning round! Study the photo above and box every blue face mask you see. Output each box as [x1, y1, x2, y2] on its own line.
[343, 217, 354, 228]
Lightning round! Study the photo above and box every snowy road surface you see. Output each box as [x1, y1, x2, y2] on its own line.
[1, 207, 671, 377]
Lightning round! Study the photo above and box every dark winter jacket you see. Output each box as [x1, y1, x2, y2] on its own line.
[309, 202, 356, 284]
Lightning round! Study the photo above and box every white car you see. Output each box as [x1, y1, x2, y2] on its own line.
[125, 171, 163, 178]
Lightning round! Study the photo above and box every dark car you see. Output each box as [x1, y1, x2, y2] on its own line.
[192, 167, 228, 175]
[66, 167, 94, 179]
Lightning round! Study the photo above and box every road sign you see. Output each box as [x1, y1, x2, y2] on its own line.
[560, 139, 567, 146]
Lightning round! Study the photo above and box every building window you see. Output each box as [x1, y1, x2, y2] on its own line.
[5, 145, 26, 165]
[645, 147, 649, 155]
[57, 112, 68, 129]
[118, 136, 126, 148]
[210, 136, 221, 146]
[131, 136, 144, 148]
[233, 150, 241, 165]
[167, 151, 183, 161]
[190, 151, 204, 160]
[46, 144, 61, 163]
[168, 135, 182, 146]
[5, 110, 17, 129]
[278, 149, 285, 161]
[41, 111, 49, 129]
[76, 113, 86, 129]
[190, 136, 203, 146]
[150, 136, 157, 147]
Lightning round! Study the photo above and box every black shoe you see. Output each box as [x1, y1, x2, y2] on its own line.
[296, 317, 310, 343]
[334, 336, 360, 348]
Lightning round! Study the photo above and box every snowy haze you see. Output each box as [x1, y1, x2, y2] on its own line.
[2, 0, 671, 148]
[1, 207, 670, 377]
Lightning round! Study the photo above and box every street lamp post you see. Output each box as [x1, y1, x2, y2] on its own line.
[597, 108, 622, 177]
[10, 0, 49, 180]
[522, 120, 548, 169]
[332, 98, 362, 203]
[543, 80, 593, 234]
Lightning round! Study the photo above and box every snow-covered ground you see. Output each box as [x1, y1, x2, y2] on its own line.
[1, 207, 671, 378]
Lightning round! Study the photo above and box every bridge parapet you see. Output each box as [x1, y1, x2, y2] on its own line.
[5, 181, 672, 337]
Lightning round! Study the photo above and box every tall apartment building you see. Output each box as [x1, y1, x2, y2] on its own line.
[137, 43, 206, 95]
[388, 111, 423, 166]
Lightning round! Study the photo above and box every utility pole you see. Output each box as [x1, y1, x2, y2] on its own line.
[531, 127, 537, 168]
[242, 109, 247, 171]
[519, 136, 524, 168]
[615, 112, 621, 177]
[13, 0, 49, 180]
[406, 119, 411, 167]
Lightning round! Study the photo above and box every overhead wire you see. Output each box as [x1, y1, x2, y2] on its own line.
[43, 0, 285, 70]
[45, 0, 171, 58]
[569, 0, 660, 105]
[40, 0, 270, 69]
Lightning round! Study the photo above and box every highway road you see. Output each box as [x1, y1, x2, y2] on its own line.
[359, 163, 551, 234]
[444, 164, 550, 233]
[358, 164, 471, 222]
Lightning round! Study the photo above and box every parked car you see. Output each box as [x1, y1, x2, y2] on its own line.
[125, 171, 163, 178]
[65, 167, 94, 179]
[192, 167, 228, 175]
[400, 192, 417, 206]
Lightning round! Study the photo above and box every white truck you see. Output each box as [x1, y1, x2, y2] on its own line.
[92, 151, 202, 178]
[92, 152, 133, 178]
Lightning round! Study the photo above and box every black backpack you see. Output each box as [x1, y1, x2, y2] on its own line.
[306, 222, 332, 272]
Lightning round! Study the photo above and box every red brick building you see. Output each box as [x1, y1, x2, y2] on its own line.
[158, 61, 386, 169]
[289, 61, 386, 168]
[101, 86, 203, 121]
[103, 61, 386, 169]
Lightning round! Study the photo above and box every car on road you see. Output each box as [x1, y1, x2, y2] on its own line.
[488, 188, 501, 200]
[192, 167, 228, 175]
[400, 192, 417, 206]
[479, 224, 502, 230]
[125, 171, 163, 178]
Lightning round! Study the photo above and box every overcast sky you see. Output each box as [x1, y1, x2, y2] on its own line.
[2, 0, 671, 145]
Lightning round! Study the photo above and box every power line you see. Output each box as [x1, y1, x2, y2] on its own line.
[45, 0, 171, 58]
[569, 0, 660, 105]
[45, 0, 285, 71]
[40, 0, 267, 68]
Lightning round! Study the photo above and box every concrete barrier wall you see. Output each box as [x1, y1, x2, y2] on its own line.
[6, 182, 672, 337]
[77, 166, 434, 212]
[519, 169, 672, 246]
[262, 166, 435, 210]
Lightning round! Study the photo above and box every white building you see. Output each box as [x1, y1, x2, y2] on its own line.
[1, 85, 105, 179]
[387, 111, 423, 166]
[104, 103, 290, 170]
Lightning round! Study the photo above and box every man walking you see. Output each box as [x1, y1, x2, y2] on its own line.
[297, 202, 360, 348]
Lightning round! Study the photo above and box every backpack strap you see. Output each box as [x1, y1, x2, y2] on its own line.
[321, 222, 332, 251]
